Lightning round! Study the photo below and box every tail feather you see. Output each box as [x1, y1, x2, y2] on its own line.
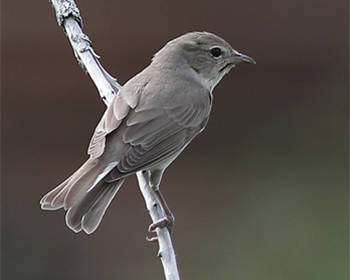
[40, 159, 123, 234]
[63, 159, 101, 209]
[66, 179, 124, 234]
[40, 159, 99, 210]
[40, 177, 71, 210]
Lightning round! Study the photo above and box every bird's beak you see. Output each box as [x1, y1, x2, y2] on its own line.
[220, 52, 256, 73]
[230, 52, 256, 65]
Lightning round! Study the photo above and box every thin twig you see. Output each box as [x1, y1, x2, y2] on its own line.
[50, 0, 120, 106]
[137, 171, 180, 280]
[48, 1, 180, 279]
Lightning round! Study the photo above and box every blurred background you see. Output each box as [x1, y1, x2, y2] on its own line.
[2, 1, 348, 279]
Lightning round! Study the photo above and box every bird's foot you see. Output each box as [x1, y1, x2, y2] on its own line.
[146, 215, 175, 243]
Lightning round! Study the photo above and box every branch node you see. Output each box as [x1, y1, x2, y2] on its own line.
[50, 0, 82, 28]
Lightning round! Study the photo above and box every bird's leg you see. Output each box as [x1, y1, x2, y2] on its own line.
[147, 169, 175, 238]
[149, 188, 175, 234]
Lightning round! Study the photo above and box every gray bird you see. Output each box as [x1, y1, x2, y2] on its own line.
[40, 31, 255, 234]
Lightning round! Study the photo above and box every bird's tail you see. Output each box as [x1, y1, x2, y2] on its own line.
[40, 159, 124, 234]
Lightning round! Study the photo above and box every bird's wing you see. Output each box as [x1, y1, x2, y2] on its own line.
[88, 93, 133, 159]
[114, 102, 210, 174]
[88, 74, 211, 178]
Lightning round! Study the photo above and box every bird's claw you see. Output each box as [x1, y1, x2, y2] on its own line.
[146, 216, 174, 243]
[149, 217, 173, 232]
[146, 235, 159, 243]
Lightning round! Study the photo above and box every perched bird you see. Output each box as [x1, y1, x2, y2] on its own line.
[40, 31, 255, 234]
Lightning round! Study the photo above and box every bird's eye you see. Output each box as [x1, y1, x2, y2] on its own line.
[210, 47, 222, 57]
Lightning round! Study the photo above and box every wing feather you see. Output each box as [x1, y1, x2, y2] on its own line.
[111, 101, 210, 175]
[87, 70, 212, 182]
[88, 95, 131, 159]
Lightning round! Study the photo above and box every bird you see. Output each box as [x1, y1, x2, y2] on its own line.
[40, 31, 255, 234]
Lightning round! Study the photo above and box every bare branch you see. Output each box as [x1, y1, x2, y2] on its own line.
[137, 171, 180, 280]
[50, 0, 121, 106]
[48, 1, 180, 279]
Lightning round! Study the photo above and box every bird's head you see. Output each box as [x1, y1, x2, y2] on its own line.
[152, 31, 255, 90]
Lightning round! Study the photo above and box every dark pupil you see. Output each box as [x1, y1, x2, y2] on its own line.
[210, 47, 221, 57]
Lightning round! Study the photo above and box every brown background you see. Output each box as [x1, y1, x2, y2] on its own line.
[2, 1, 348, 280]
